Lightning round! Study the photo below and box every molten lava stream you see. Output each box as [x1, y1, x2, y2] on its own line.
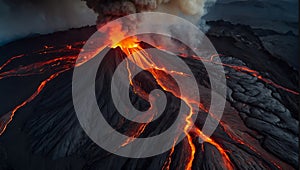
[0, 54, 78, 135]
[0, 68, 71, 135]
[0, 56, 76, 80]
[112, 38, 233, 170]
[162, 46, 299, 96]
[0, 54, 24, 71]
[188, 54, 299, 95]
[0, 38, 109, 136]
[0, 43, 85, 135]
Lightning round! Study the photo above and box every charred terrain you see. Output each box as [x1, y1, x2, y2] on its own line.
[0, 20, 298, 170]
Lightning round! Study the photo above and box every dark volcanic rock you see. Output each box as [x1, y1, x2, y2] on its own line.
[0, 21, 298, 170]
[20, 48, 298, 169]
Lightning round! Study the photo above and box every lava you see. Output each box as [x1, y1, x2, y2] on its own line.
[0, 56, 76, 80]
[157, 46, 299, 95]
[189, 54, 300, 95]
[0, 47, 79, 135]
[162, 138, 177, 170]
[0, 54, 24, 71]
[0, 68, 70, 135]
[111, 37, 234, 170]
[193, 128, 233, 169]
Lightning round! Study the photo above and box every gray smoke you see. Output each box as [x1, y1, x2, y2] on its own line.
[0, 0, 217, 45]
[0, 0, 97, 45]
[84, 0, 216, 29]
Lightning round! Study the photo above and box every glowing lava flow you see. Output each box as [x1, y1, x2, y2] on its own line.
[193, 128, 233, 169]
[0, 54, 24, 70]
[112, 38, 233, 170]
[162, 145, 175, 170]
[0, 56, 76, 80]
[188, 54, 300, 95]
[157, 46, 299, 95]
[0, 68, 70, 135]
[0, 50, 78, 135]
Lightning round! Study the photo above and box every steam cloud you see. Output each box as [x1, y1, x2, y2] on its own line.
[0, 0, 97, 45]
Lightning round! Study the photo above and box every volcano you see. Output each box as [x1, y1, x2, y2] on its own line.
[0, 21, 298, 170]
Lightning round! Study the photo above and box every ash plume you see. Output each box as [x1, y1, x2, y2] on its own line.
[84, 0, 216, 29]
[82, 0, 217, 54]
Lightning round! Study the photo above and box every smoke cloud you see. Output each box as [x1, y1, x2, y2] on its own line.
[83, 0, 217, 55]
[0, 0, 216, 45]
[0, 0, 97, 45]
[84, 0, 216, 28]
